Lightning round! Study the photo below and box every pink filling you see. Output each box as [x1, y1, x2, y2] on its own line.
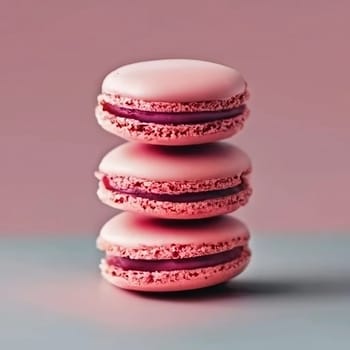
[102, 176, 246, 203]
[102, 103, 246, 125]
[106, 246, 243, 272]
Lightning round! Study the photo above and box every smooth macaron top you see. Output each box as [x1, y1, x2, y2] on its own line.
[101, 59, 246, 102]
[98, 142, 251, 181]
[99, 213, 249, 247]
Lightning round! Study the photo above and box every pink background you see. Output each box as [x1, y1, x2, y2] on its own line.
[1, 0, 349, 234]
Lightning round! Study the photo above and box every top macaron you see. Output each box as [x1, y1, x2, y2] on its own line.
[96, 59, 250, 145]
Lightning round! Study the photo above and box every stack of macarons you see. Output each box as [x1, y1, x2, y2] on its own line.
[95, 59, 252, 292]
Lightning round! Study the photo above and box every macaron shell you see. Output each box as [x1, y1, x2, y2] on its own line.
[98, 142, 251, 181]
[97, 181, 252, 219]
[102, 59, 246, 102]
[99, 212, 249, 247]
[99, 250, 250, 292]
[95, 105, 249, 146]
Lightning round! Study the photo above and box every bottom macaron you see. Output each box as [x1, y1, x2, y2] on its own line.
[97, 213, 251, 292]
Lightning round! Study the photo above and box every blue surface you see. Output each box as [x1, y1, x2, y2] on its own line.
[1, 234, 350, 349]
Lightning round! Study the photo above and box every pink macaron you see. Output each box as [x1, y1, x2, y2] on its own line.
[96, 59, 250, 145]
[97, 213, 251, 292]
[95, 142, 252, 219]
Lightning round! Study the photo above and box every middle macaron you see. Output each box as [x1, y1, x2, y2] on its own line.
[95, 142, 252, 219]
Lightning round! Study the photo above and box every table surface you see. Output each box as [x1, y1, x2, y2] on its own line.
[1, 233, 350, 349]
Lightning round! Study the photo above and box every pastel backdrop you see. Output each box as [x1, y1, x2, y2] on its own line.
[1, 0, 349, 234]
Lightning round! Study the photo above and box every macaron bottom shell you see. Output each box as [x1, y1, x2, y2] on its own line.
[97, 182, 252, 219]
[96, 105, 249, 145]
[99, 249, 250, 292]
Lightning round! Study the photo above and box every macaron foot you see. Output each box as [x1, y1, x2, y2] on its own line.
[96, 106, 249, 145]
[97, 184, 252, 219]
[99, 249, 250, 292]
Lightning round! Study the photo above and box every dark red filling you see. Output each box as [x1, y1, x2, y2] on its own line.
[102, 176, 245, 203]
[106, 246, 243, 272]
[102, 103, 246, 125]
